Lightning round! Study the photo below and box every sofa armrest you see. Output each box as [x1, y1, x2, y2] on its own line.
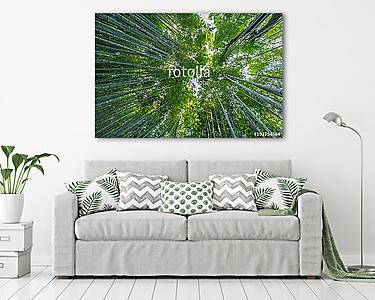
[297, 191, 323, 276]
[52, 191, 77, 276]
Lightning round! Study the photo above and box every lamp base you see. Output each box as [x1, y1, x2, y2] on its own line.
[347, 265, 375, 273]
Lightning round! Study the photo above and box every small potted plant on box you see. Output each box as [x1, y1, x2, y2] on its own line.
[0, 145, 59, 223]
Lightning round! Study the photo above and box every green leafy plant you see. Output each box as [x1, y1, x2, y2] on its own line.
[0, 145, 59, 194]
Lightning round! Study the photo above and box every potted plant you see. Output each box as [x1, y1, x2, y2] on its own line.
[0, 145, 59, 223]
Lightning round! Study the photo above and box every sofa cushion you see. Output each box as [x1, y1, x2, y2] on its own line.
[209, 174, 257, 211]
[117, 171, 168, 210]
[188, 211, 300, 241]
[159, 181, 214, 215]
[75, 210, 187, 241]
[65, 169, 120, 217]
[254, 169, 307, 210]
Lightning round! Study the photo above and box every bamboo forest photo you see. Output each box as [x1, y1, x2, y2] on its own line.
[95, 13, 283, 138]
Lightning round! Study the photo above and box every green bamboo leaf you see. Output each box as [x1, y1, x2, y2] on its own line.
[26, 164, 44, 175]
[35, 153, 60, 162]
[26, 156, 39, 164]
[21, 178, 30, 185]
[1, 169, 13, 180]
[12, 153, 26, 170]
[1, 146, 15, 158]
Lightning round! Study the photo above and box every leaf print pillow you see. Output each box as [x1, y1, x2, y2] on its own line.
[254, 169, 307, 210]
[65, 169, 120, 217]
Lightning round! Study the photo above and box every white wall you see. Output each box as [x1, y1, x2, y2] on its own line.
[1, 0, 375, 265]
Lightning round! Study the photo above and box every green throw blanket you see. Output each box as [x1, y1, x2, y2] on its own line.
[258, 203, 375, 281]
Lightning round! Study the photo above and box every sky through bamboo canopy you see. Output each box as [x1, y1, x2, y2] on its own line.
[95, 13, 283, 138]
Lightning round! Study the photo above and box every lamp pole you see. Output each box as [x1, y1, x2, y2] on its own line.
[323, 112, 375, 272]
[342, 124, 364, 270]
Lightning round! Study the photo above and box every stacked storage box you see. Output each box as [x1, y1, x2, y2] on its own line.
[0, 222, 33, 278]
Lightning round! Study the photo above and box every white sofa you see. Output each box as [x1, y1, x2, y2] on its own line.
[53, 160, 322, 277]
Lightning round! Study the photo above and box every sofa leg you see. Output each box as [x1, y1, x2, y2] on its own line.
[305, 276, 320, 279]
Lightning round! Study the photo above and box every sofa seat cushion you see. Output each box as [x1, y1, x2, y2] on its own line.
[188, 211, 299, 241]
[75, 211, 187, 241]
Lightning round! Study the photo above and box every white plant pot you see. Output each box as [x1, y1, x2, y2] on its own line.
[0, 194, 24, 223]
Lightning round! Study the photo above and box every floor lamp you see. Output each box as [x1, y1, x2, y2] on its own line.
[323, 112, 375, 272]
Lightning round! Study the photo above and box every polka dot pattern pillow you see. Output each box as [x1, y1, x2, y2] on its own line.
[159, 181, 214, 215]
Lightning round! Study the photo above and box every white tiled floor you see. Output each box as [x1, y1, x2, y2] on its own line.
[0, 266, 374, 300]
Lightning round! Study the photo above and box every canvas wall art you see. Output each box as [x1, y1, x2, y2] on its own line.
[95, 13, 283, 138]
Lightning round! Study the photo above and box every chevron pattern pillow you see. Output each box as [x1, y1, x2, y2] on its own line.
[209, 174, 257, 211]
[117, 171, 168, 210]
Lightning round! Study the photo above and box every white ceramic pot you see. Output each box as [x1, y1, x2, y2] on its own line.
[0, 194, 24, 223]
